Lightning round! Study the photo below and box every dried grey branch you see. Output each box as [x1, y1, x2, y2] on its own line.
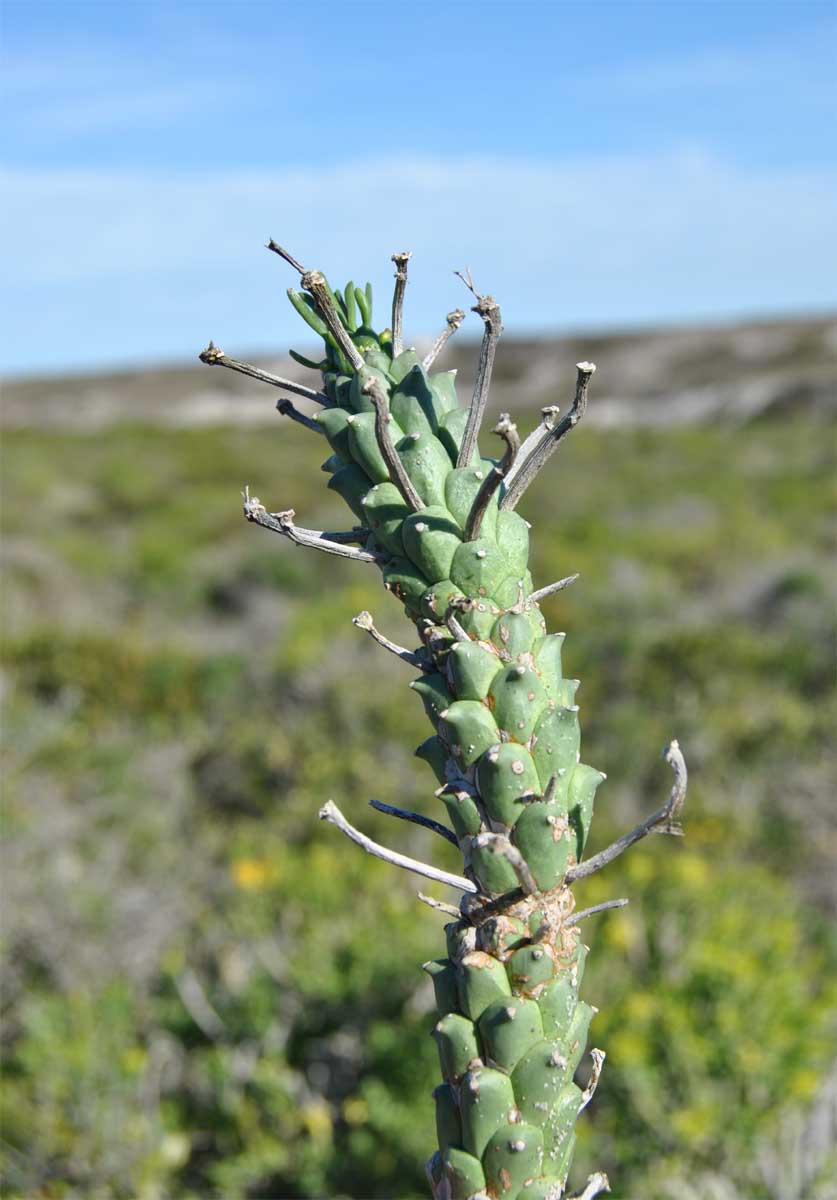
[174, 967, 226, 1040]
[511, 405, 562, 474]
[501, 363, 596, 511]
[266, 242, 365, 371]
[265, 239, 306, 274]
[319, 800, 477, 893]
[417, 892, 462, 918]
[243, 489, 380, 563]
[352, 611, 431, 670]
[368, 799, 459, 847]
[391, 251, 412, 357]
[566, 740, 688, 882]
[423, 308, 466, 369]
[275, 399, 324, 433]
[567, 1172, 611, 1200]
[362, 376, 424, 512]
[578, 1048, 606, 1112]
[199, 342, 330, 404]
[456, 284, 503, 468]
[301, 269, 365, 372]
[443, 597, 472, 643]
[528, 574, 580, 604]
[464, 413, 520, 541]
[567, 899, 629, 926]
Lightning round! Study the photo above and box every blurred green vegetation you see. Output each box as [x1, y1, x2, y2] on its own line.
[1, 412, 835, 1199]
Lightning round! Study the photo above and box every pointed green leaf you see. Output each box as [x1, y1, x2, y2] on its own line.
[396, 430, 453, 508]
[382, 556, 430, 614]
[433, 1083, 462, 1154]
[448, 639, 503, 702]
[568, 764, 606, 858]
[511, 801, 573, 892]
[531, 706, 581, 790]
[476, 743, 541, 828]
[459, 1066, 516, 1159]
[496, 508, 530, 578]
[441, 1146, 486, 1199]
[410, 672, 452, 722]
[326, 463, 373, 520]
[482, 1122, 544, 1195]
[402, 506, 462, 583]
[439, 701, 500, 768]
[361, 481, 409, 556]
[415, 735, 449, 784]
[433, 1012, 480, 1083]
[489, 665, 549, 742]
[478, 998, 544, 1073]
[347, 410, 406, 482]
[423, 958, 460, 1017]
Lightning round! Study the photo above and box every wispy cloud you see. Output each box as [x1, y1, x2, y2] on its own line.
[16, 83, 248, 138]
[603, 41, 832, 97]
[2, 46, 258, 140]
[2, 149, 835, 372]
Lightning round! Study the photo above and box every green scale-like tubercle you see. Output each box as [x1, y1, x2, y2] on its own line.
[284, 275, 606, 1199]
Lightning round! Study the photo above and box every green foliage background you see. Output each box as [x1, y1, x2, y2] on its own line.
[2, 402, 835, 1198]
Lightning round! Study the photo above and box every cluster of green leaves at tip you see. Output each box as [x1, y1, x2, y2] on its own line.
[1, 413, 835, 1198]
[286, 277, 379, 374]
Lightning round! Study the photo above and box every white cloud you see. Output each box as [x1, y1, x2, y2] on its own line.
[592, 20, 836, 97]
[16, 83, 244, 137]
[1, 150, 835, 371]
[2, 45, 260, 139]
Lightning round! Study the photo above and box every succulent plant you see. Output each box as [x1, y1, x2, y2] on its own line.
[201, 244, 688, 1200]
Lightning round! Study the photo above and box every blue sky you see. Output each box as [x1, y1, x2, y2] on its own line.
[2, 0, 835, 374]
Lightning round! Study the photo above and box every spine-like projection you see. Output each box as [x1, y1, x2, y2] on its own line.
[201, 245, 688, 1200]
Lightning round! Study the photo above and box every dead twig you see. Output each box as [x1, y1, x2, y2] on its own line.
[319, 800, 477, 893]
[275, 399, 323, 433]
[567, 898, 629, 925]
[578, 1048, 606, 1111]
[567, 1172, 611, 1200]
[501, 363, 596, 510]
[528, 574, 579, 604]
[391, 251, 412, 357]
[199, 342, 329, 405]
[352, 611, 431, 670]
[455, 272, 503, 468]
[243, 489, 379, 563]
[368, 799, 458, 847]
[266, 241, 365, 371]
[566, 740, 687, 882]
[362, 376, 424, 512]
[464, 414, 520, 541]
[417, 892, 462, 918]
[423, 309, 465, 370]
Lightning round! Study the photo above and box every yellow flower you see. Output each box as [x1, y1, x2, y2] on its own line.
[342, 1096, 370, 1126]
[300, 1101, 332, 1142]
[231, 858, 270, 890]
